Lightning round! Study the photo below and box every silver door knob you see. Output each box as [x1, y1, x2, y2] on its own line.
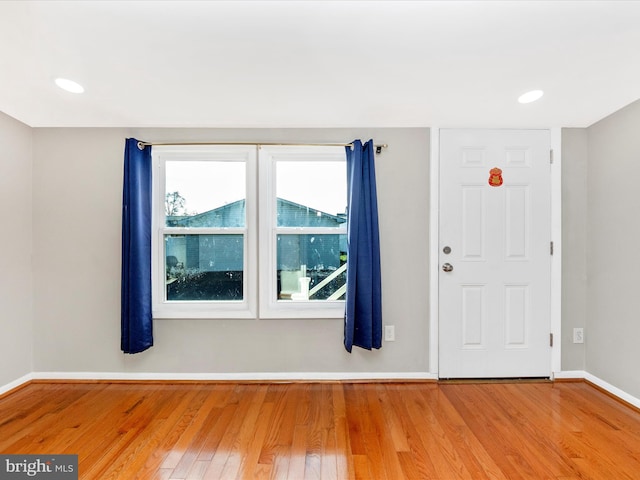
[442, 263, 453, 272]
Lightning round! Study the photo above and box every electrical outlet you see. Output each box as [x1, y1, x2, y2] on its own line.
[573, 328, 584, 344]
[384, 325, 395, 342]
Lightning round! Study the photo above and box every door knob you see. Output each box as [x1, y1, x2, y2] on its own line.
[442, 263, 453, 272]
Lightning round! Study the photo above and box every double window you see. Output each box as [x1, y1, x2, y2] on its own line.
[152, 145, 347, 319]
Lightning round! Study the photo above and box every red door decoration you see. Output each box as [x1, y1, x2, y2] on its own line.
[488, 167, 503, 187]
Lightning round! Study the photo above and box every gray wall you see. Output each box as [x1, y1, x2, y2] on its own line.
[0, 115, 632, 390]
[561, 128, 588, 371]
[586, 99, 640, 399]
[0, 112, 33, 386]
[32, 128, 431, 375]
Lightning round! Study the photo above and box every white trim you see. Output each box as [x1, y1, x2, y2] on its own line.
[9, 371, 640, 410]
[431, 128, 562, 378]
[31, 371, 438, 382]
[553, 370, 587, 379]
[0, 373, 33, 396]
[585, 373, 640, 410]
[429, 127, 440, 376]
[151, 145, 258, 319]
[550, 127, 562, 375]
[554, 370, 640, 411]
[258, 145, 347, 319]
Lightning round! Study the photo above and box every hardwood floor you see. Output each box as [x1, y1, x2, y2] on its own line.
[1, 381, 640, 479]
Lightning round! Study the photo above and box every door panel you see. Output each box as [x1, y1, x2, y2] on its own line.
[461, 285, 485, 347]
[439, 129, 551, 378]
[461, 187, 485, 259]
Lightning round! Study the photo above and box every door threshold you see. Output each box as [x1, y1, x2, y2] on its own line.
[438, 377, 552, 384]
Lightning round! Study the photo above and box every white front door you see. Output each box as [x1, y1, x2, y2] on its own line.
[439, 129, 552, 378]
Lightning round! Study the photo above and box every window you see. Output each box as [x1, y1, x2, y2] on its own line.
[152, 146, 257, 318]
[259, 146, 347, 318]
[152, 144, 346, 319]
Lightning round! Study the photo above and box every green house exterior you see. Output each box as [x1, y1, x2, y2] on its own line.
[165, 198, 346, 301]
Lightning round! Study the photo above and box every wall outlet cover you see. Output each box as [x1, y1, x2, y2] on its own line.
[573, 327, 584, 344]
[384, 325, 395, 342]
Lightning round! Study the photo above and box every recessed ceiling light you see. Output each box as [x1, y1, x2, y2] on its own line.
[55, 78, 85, 94]
[518, 90, 544, 104]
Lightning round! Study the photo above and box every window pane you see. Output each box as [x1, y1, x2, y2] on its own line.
[276, 161, 346, 227]
[165, 161, 245, 227]
[165, 234, 243, 301]
[277, 234, 347, 301]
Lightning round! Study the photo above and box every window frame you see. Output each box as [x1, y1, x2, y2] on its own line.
[258, 145, 347, 319]
[151, 145, 257, 319]
[151, 144, 347, 320]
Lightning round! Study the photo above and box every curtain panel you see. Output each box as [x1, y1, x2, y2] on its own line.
[121, 138, 153, 354]
[344, 139, 383, 352]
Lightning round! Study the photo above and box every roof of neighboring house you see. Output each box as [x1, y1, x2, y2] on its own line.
[167, 198, 346, 228]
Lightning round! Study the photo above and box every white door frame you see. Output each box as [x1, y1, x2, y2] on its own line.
[429, 127, 562, 378]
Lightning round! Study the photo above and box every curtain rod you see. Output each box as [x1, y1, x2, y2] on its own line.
[137, 141, 388, 153]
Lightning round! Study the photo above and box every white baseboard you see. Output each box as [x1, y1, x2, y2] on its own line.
[31, 371, 438, 382]
[5, 371, 638, 411]
[584, 372, 640, 410]
[553, 370, 587, 380]
[554, 370, 640, 410]
[0, 373, 33, 396]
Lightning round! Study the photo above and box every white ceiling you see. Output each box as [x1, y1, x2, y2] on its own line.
[1, 1, 640, 128]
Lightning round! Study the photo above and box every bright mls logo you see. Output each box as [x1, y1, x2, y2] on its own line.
[0, 455, 77, 479]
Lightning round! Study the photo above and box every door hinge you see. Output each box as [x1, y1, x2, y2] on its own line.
[550, 333, 554, 347]
[550, 241, 554, 255]
[550, 149, 554, 164]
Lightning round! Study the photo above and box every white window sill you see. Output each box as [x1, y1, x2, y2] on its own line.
[153, 302, 255, 320]
[153, 303, 344, 320]
[258, 301, 345, 320]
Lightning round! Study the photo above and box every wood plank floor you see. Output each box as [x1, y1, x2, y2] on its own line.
[1, 381, 640, 479]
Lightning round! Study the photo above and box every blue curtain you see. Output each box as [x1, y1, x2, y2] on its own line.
[344, 139, 382, 352]
[121, 138, 153, 354]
